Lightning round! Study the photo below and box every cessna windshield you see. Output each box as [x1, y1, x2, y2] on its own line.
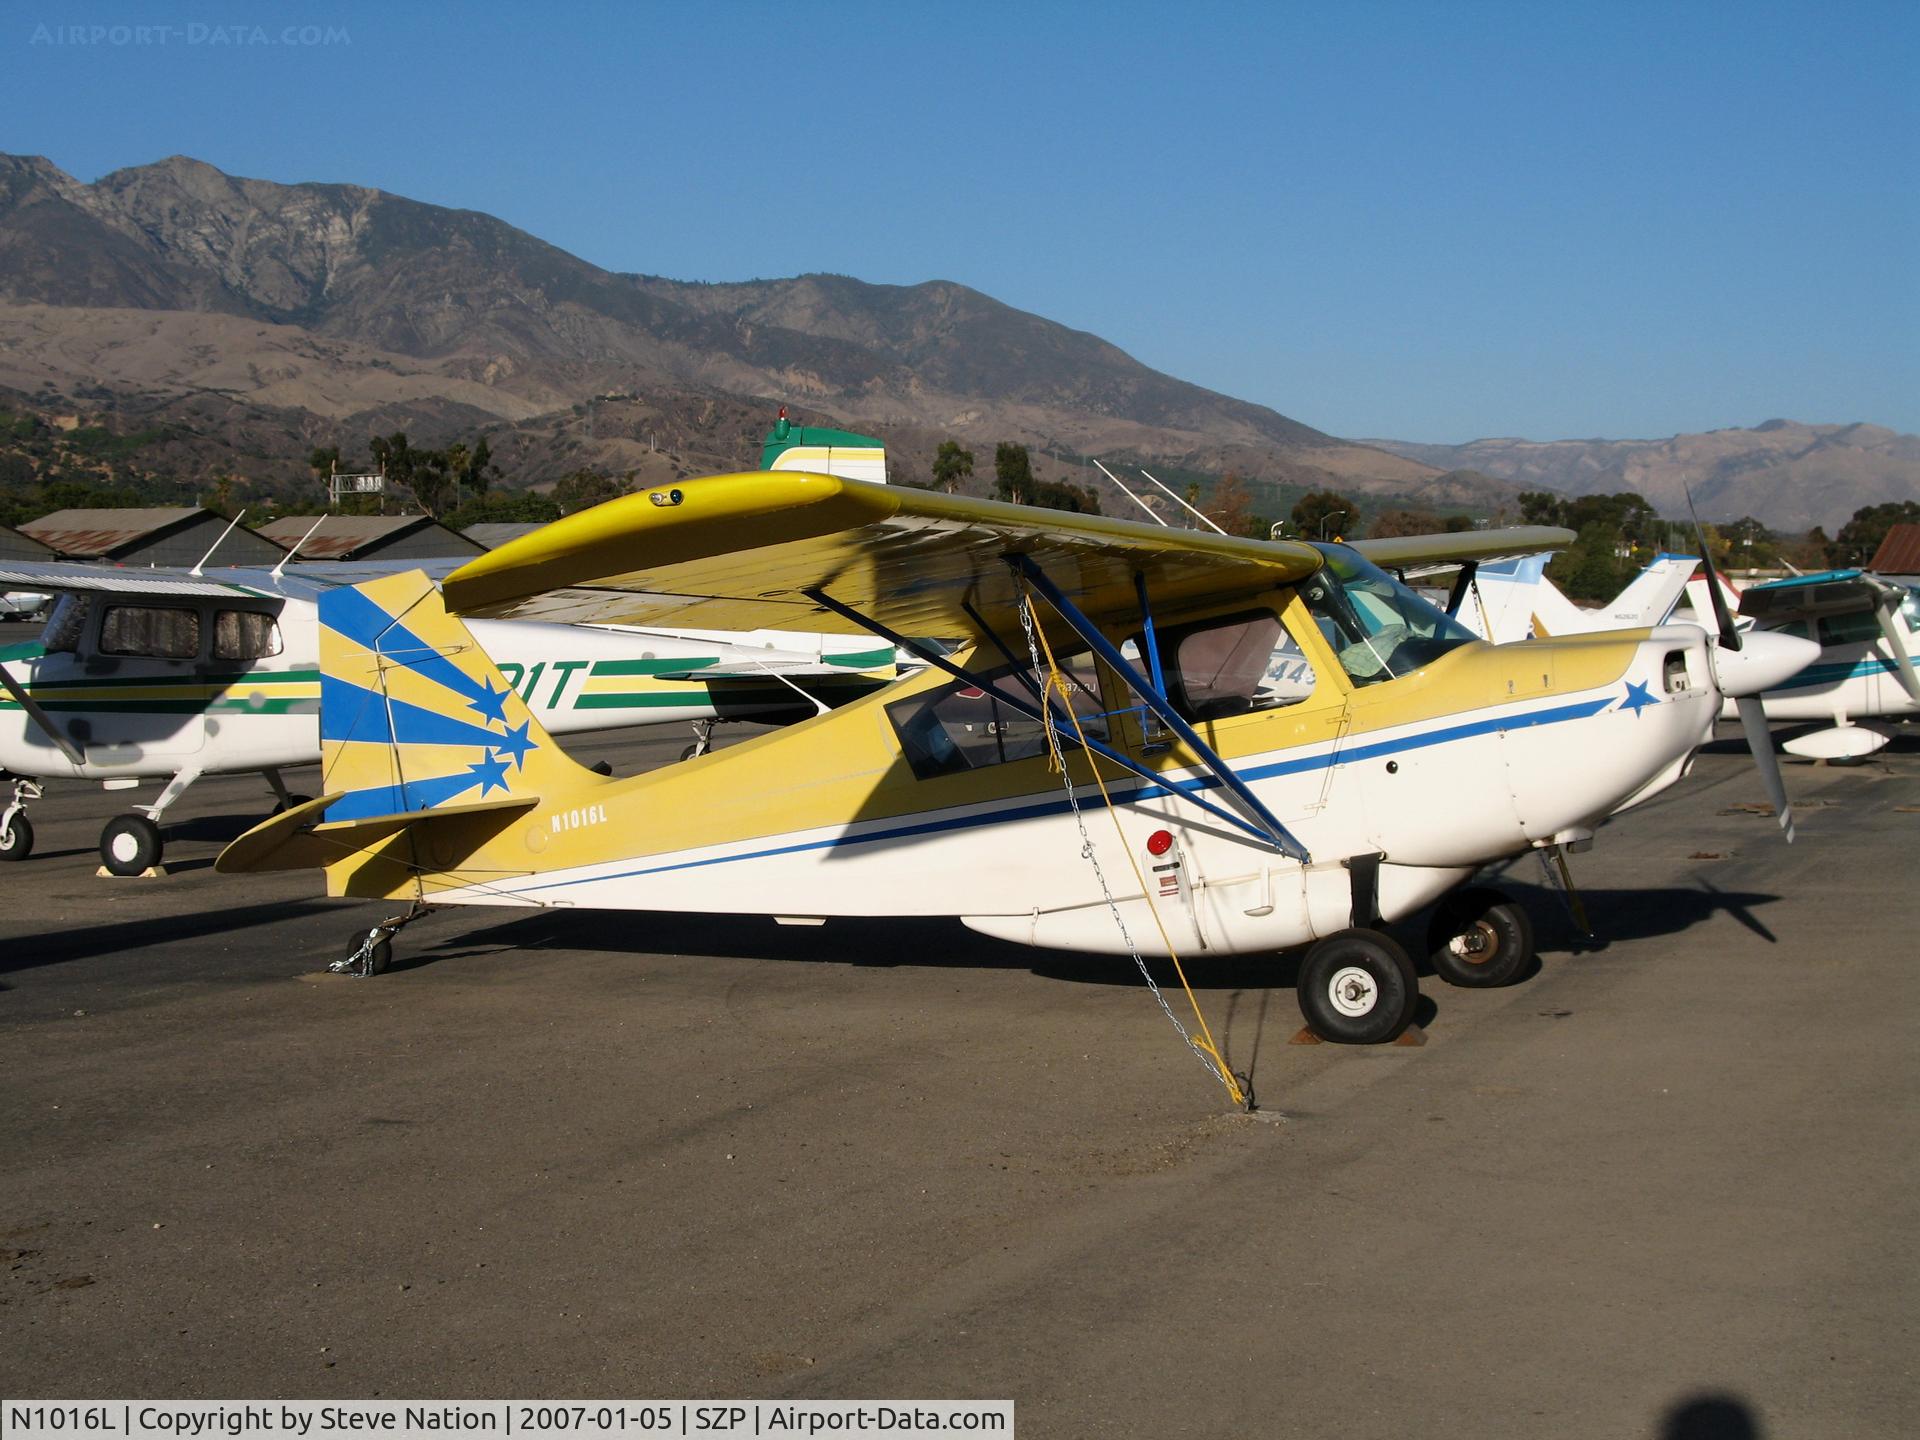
[1303, 544, 1479, 686]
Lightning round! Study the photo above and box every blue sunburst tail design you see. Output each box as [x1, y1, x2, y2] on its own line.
[316, 571, 591, 823]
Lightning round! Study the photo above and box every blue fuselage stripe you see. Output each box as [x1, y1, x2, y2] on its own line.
[514, 695, 1615, 895]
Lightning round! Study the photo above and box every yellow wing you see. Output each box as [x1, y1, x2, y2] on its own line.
[443, 472, 1324, 637]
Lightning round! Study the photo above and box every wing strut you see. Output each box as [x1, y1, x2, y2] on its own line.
[1010, 556, 1311, 863]
[801, 586, 1296, 852]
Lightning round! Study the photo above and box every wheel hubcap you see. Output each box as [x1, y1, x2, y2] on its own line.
[111, 832, 140, 863]
[1327, 965, 1378, 1017]
[1449, 921, 1499, 966]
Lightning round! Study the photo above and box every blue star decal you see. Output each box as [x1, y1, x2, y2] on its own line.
[492, 718, 538, 769]
[466, 676, 510, 728]
[466, 750, 512, 796]
[1618, 679, 1658, 716]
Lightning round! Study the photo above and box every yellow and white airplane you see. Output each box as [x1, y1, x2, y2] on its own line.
[219, 472, 1816, 1050]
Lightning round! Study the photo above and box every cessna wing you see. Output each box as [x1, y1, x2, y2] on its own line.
[0, 562, 260, 598]
[1741, 569, 1920, 705]
[1349, 526, 1575, 579]
[443, 472, 1326, 637]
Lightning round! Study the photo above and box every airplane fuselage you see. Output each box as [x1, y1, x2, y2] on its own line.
[314, 577, 1718, 957]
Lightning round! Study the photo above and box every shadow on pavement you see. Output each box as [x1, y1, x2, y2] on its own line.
[3, 898, 339, 972]
[1659, 1390, 1764, 1440]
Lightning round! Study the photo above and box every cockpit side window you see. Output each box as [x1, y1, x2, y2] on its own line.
[213, 609, 283, 661]
[99, 605, 202, 660]
[1816, 610, 1880, 647]
[42, 593, 93, 655]
[1149, 609, 1320, 721]
[1301, 544, 1478, 687]
[887, 651, 1109, 781]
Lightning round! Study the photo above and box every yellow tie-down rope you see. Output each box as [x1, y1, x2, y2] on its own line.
[1022, 593, 1247, 1109]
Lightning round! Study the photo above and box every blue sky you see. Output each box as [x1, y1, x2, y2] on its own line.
[4, 0, 1915, 443]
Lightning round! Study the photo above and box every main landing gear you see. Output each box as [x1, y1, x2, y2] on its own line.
[92, 766, 311, 877]
[1294, 886, 1538, 1043]
[1297, 929, 1421, 1044]
[1425, 885, 1536, 989]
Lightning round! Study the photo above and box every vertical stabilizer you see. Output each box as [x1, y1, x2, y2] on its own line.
[1599, 553, 1698, 627]
[760, 408, 889, 484]
[318, 571, 593, 822]
[1461, 554, 1550, 642]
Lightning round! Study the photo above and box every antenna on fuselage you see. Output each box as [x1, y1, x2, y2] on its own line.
[190, 508, 247, 577]
[1139, 469, 1229, 536]
[270, 516, 328, 581]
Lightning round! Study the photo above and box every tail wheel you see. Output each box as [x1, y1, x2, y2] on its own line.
[0, 812, 32, 861]
[100, 813, 162, 876]
[1297, 928, 1419, 1044]
[1426, 886, 1535, 988]
[342, 928, 393, 976]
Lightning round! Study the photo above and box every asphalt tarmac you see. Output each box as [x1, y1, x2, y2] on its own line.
[2, 709, 1915, 1438]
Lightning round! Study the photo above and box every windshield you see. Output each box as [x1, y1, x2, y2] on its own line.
[1301, 544, 1479, 687]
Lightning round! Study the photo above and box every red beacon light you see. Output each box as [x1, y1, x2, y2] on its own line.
[1146, 829, 1175, 857]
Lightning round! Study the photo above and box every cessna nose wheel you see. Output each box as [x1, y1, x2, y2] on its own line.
[1297, 928, 1419, 1044]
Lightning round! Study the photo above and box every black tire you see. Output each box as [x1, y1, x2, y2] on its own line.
[271, 793, 314, 816]
[99, 813, 162, 876]
[1297, 928, 1420, 1044]
[1426, 886, 1535, 989]
[678, 745, 700, 762]
[0, 811, 32, 861]
[345, 928, 393, 976]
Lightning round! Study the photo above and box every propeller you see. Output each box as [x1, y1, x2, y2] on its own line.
[1686, 490, 1797, 842]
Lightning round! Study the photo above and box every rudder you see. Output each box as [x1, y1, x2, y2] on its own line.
[319, 571, 594, 821]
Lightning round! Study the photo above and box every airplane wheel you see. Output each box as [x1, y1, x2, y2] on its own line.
[1426, 886, 1534, 989]
[271, 794, 314, 815]
[100, 814, 162, 876]
[344, 928, 392, 976]
[0, 812, 32, 861]
[1297, 928, 1419, 1044]
[678, 745, 699, 762]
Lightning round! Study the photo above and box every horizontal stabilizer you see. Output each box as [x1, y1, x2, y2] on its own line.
[217, 793, 537, 873]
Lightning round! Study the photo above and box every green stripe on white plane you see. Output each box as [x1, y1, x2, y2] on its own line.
[825, 647, 893, 668]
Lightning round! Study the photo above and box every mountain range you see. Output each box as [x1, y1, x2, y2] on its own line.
[1, 152, 1914, 533]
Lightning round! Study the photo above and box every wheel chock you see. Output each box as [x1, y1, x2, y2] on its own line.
[95, 865, 168, 878]
[1289, 1023, 1427, 1047]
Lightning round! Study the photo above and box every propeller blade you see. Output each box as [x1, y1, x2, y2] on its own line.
[1684, 487, 1741, 653]
[1871, 595, 1920, 704]
[1735, 695, 1794, 843]
[0, 661, 86, 768]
